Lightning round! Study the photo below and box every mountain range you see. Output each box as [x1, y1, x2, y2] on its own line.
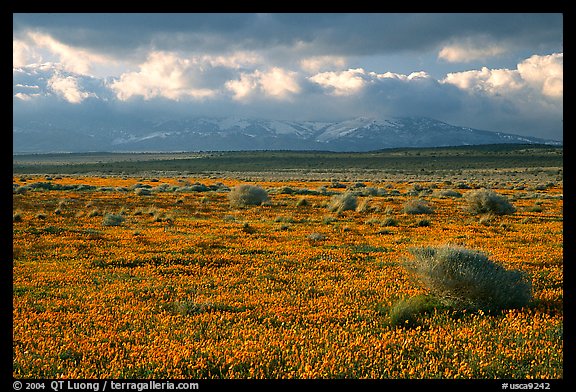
[13, 115, 561, 153]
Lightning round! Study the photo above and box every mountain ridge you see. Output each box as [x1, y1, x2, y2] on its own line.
[13, 115, 561, 153]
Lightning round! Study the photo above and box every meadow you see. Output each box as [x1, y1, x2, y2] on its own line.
[12, 147, 563, 379]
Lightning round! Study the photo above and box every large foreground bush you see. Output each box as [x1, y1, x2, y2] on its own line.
[228, 184, 269, 208]
[464, 188, 516, 215]
[404, 245, 532, 312]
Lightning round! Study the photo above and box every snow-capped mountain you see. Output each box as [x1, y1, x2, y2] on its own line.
[13, 116, 561, 153]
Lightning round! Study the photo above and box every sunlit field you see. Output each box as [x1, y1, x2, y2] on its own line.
[12, 171, 563, 379]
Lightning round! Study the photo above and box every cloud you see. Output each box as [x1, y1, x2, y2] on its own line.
[226, 67, 301, 101]
[258, 67, 301, 98]
[27, 32, 113, 75]
[13, 14, 562, 61]
[225, 73, 258, 100]
[438, 40, 507, 62]
[517, 53, 563, 98]
[13, 39, 41, 68]
[109, 51, 218, 101]
[442, 53, 563, 100]
[300, 56, 347, 73]
[47, 73, 97, 103]
[309, 68, 368, 96]
[309, 68, 432, 96]
[14, 92, 41, 101]
[200, 51, 263, 69]
[442, 67, 524, 94]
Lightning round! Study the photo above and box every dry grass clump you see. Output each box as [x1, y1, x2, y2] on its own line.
[228, 184, 269, 208]
[328, 192, 357, 213]
[402, 199, 433, 215]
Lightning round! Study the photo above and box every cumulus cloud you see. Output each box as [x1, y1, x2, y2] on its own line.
[442, 53, 563, 100]
[47, 74, 96, 103]
[442, 67, 524, 94]
[109, 51, 218, 101]
[225, 73, 259, 100]
[517, 53, 563, 98]
[376, 71, 432, 81]
[309, 68, 432, 96]
[258, 67, 301, 98]
[225, 67, 301, 101]
[309, 68, 368, 96]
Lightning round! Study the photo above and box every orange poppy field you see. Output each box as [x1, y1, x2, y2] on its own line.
[12, 171, 563, 379]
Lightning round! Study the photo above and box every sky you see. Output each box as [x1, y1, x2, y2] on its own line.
[13, 13, 563, 141]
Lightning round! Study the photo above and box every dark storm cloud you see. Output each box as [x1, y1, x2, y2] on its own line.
[13, 13, 563, 57]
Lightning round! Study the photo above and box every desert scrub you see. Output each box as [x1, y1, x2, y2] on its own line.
[404, 245, 532, 312]
[402, 198, 433, 214]
[328, 192, 357, 213]
[432, 189, 462, 198]
[228, 184, 269, 207]
[102, 213, 125, 227]
[356, 198, 376, 213]
[296, 197, 310, 207]
[134, 188, 152, 196]
[381, 217, 399, 227]
[464, 188, 516, 215]
[307, 232, 326, 243]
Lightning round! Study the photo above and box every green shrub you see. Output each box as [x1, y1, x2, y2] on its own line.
[296, 197, 309, 207]
[415, 219, 431, 227]
[402, 199, 433, 214]
[228, 184, 269, 208]
[328, 192, 357, 213]
[88, 209, 102, 217]
[404, 245, 532, 312]
[102, 214, 125, 227]
[527, 204, 544, 213]
[464, 189, 516, 215]
[433, 189, 462, 198]
[307, 232, 326, 242]
[389, 294, 445, 328]
[134, 188, 152, 196]
[381, 217, 398, 227]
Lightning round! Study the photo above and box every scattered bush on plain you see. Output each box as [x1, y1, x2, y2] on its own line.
[228, 184, 269, 208]
[402, 199, 433, 215]
[102, 213, 125, 227]
[464, 189, 516, 215]
[328, 192, 357, 213]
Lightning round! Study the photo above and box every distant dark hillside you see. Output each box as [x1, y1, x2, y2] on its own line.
[13, 144, 563, 175]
